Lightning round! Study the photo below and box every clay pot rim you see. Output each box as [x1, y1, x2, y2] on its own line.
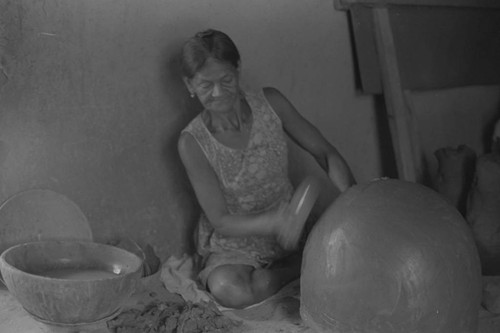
[0, 240, 143, 283]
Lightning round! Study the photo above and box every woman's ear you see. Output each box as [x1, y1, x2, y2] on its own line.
[183, 77, 194, 96]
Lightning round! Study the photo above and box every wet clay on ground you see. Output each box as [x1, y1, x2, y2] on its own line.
[107, 300, 243, 333]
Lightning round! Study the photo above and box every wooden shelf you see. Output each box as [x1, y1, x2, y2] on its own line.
[336, 0, 500, 10]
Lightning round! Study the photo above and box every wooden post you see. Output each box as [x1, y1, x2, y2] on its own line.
[372, 7, 421, 182]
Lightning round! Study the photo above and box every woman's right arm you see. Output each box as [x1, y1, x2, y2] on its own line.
[178, 132, 286, 238]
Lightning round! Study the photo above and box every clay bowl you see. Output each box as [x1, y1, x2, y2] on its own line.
[0, 240, 143, 325]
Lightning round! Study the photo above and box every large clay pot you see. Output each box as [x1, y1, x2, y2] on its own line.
[301, 179, 481, 333]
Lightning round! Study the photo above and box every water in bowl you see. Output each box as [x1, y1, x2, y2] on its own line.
[39, 268, 118, 280]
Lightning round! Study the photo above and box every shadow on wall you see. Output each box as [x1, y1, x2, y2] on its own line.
[373, 95, 399, 180]
[159, 39, 202, 254]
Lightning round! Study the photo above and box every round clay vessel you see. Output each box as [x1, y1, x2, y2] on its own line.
[301, 178, 482, 333]
[0, 240, 143, 324]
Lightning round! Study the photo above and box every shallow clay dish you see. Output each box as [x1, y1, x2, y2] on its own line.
[0, 189, 93, 256]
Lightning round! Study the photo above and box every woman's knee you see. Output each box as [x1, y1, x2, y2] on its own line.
[206, 264, 254, 308]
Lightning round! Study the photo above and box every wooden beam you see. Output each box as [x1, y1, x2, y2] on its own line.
[337, 0, 500, 10]
[333, 0, 346, 11]
[372, 7, 421, 182]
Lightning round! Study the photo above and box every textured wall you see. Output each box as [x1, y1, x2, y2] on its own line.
[0, 0, 381, 260]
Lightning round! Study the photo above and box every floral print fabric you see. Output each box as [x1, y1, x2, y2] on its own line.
[182, 89, 293, 279]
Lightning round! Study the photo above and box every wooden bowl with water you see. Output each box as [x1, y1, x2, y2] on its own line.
[0, 240, 143, 325]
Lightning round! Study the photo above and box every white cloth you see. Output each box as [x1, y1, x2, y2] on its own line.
[160, 254, 212, 304]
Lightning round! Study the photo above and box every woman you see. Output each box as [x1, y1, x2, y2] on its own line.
[178, 29, 355, 309]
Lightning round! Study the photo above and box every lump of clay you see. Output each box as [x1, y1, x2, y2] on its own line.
[492, 118, 500, 154]
[466, 152, 500, 275]
[433, 144, 476, 215]
[482, 276, 500, 314]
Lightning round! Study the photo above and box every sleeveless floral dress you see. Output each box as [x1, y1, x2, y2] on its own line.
[181, 89, 294, 284]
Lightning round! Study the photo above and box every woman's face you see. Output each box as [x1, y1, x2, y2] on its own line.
[184, 58, 240, 113]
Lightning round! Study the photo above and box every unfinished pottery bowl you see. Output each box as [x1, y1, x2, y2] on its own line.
[0, 240, 143, 325]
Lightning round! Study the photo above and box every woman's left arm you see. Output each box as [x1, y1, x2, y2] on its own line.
[263, 87, 356, 192]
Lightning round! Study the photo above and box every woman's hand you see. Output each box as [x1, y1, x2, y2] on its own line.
[274, 176, 321, 251]
[327, 153, 356, 192]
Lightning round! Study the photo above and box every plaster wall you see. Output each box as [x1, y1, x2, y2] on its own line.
[3, 0, 496, 260]
[0, 0, 380, 259]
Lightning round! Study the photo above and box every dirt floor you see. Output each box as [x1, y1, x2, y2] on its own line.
[2, 273, 500, 333]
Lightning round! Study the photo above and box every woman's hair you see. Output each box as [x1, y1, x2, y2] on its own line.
[181, 29, 240, 79]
